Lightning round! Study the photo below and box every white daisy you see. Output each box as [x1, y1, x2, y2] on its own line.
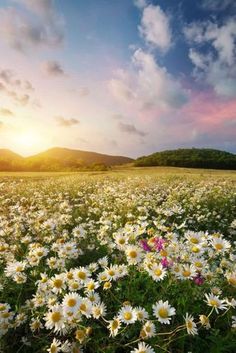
[152, 300, 176, 324]
[118, 305, 137, 325]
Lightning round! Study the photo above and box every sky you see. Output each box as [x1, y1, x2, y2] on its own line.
[0, 0, 235, 157]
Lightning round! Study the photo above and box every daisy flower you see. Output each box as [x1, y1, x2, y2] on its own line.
[152, 300, 176, 324]
[148, 263, 167, 282]
[211, 237, 231, 253]
[118, 305, 137, 325]
[92, 302, 107, 319]
[141, 320, 156, 338]
[204, 293, 227, 313]
[125, 246, 143, 265]
[108, 318, 121, 337]
[62, 293, 81, 319]
[184, 313, 198, 335]
[135, 306, 149, 322]
[44, 305, 65, 333]
[47, 338, 61, 353]
[130, 342, 155, 353]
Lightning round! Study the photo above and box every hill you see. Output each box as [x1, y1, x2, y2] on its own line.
[0, 147, 133, 171]
[0, 149, 24, 171]
[134, 148, 236, 170]
[25, 147, 133, 170]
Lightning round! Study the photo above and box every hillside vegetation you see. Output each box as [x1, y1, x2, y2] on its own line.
[0, 147, 133, 171]
[135, 148, 236, 170]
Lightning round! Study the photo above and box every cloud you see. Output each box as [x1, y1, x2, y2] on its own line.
[200, 0, 236, 11]
[55, 116, 80, 127]
[0, 108, 14, 116]
[134, 0, 147, 9]
[118, 122, 147, 137]
[109, 49, 189, 113]
[139, 5, 172, 52]
[0, 68, 34, 105]
[0, 1, 64, 51]
[41, 60, 65, 76]
[0, 69, 34, 90]
[184, 18, 236, 98]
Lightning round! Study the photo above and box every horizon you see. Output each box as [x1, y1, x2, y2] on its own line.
[0, 0, 236, 157]
[1, 145, 235, 159]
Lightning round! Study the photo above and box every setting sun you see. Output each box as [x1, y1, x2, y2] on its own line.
[9, 129, 48, 156]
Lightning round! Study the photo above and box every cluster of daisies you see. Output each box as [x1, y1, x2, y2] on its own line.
[0, 175, 235, 352]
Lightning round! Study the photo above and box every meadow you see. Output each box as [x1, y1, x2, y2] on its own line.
[0, 167, 236, 353]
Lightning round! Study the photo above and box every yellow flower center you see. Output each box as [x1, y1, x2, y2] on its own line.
[87, 282, 95, 290]
[67, 298, 77, 307]
[182, 270, 191, 277]
[53, 279, 63, 288]
[209, 299, 219, 307]
[78, 271, 86, 280]
[160, 250, 167, 257]
[154, 268, 162, 276]
[158, 308, 168, 318]
[80, 303, 87, 312]
[111, 319, 119, 330]
[75, 329, 86, 341]
[51, 311, 62, 323]
[50, 345, 57, 353]
[192, 246, 200, 253]
[215, 243, 223, 250]
[124, 312, 132, 320]
[129, 251, 137, 258]
[190, 237, 199, 244]
[187, 320, 193, 329]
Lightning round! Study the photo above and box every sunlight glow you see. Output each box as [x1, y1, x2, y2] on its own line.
[10, 129, 48, 156]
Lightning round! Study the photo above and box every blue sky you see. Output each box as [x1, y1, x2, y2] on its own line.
[0, 0, 235, 156]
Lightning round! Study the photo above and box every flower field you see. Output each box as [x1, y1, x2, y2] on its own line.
[0, 171, 236, 353]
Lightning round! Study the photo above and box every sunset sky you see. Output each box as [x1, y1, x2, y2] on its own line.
[0, 0, 235, 157]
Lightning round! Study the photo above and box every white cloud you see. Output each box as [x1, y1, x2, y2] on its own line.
[13, 0, 55, 17]
[185, 18, 236, 98]
[0, 1, 64, 51]
[201, 0, 236, 11]
[134, 0, 147, 9]
[109, 49, 188, 112]
[139, 5, 172, 52]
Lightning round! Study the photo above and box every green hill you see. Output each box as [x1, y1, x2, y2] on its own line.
[25, 147, 133, 170]
[135, 148, 236, 170]
[0, 147, 133, 171]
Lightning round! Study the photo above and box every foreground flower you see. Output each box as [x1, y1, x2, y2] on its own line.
[108, 318, 121, 337]
[152, 300, 176, 324]
[44, 305, 65, 333]
[204, 293, 227, 313]
[47, 338, 61, 353]
[199, 314, 211, 329]
[131, 342, 155, 353]
[184, 313, 198, 335]
[118, 305, 137, 324]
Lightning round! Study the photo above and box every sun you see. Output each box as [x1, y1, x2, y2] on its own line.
[11, 129, 47, 155]
[16, 131, 39, 149]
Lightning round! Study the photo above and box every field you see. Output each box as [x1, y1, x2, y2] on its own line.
[0, 167, 236, 353]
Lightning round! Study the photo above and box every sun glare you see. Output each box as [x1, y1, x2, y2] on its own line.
[10, 130, 47, 155]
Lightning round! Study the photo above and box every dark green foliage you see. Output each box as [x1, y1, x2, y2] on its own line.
[135, 148, 236, 170]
